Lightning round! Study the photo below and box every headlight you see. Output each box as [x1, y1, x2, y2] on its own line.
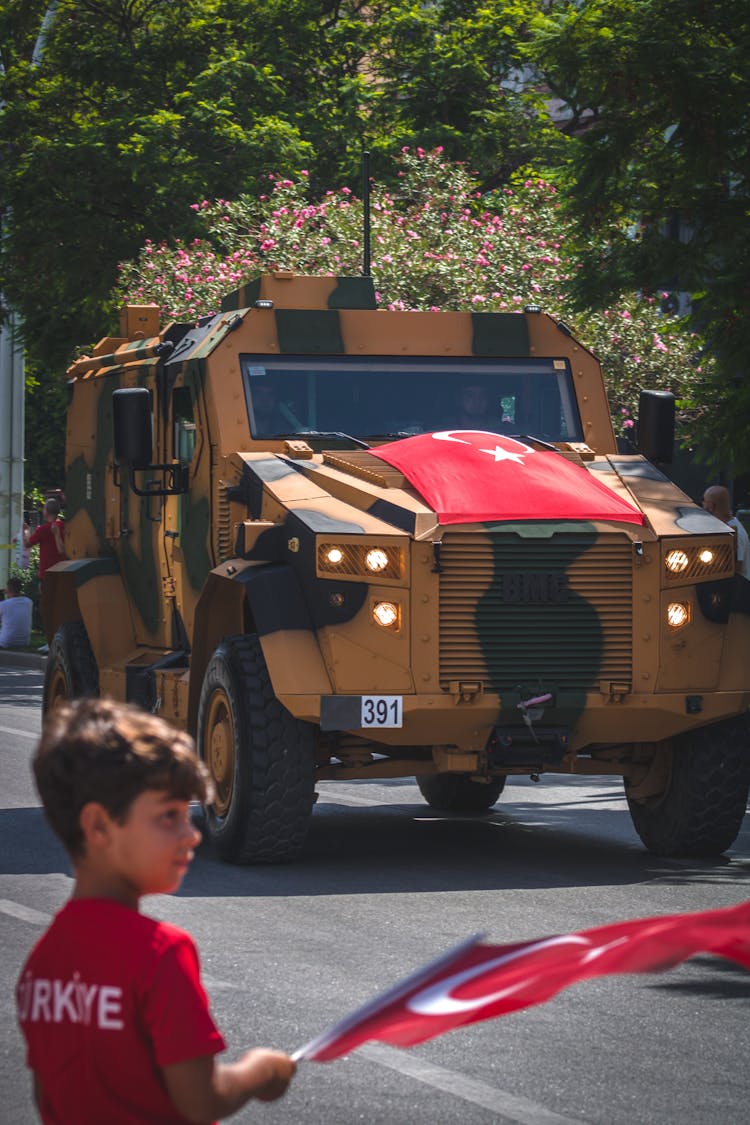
[665, 549, 689, 574]
[372, 601, 400, 628]
[366, 548, 389, 573]
[326, 547, 344, 565]
[667, 601, 691, 628]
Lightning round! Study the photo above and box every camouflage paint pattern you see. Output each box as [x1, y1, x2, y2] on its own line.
[51, 273, 750, 778]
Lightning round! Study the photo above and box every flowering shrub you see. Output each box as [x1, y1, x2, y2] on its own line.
[116, 149, 709, 437]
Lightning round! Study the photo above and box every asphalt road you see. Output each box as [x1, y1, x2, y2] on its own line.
[1, 661, 748, 1125]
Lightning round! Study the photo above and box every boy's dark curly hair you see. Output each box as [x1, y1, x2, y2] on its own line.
[34, 697, 211, 858]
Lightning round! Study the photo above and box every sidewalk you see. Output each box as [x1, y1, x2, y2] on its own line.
[0, 648, 47, 672]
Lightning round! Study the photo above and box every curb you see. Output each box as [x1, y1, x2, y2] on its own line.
[0, 649, 47, 672]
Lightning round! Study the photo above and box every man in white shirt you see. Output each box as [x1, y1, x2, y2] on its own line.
[702, 485, 750, 579]
[0, 577, 33, 648]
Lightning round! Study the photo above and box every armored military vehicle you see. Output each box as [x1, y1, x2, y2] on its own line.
[44, 272, 750, 862]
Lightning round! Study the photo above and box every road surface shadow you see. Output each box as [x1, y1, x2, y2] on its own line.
[178, 797, 749, 898]
[647, 954, 750, 1000]
[1, 795, 747, 896]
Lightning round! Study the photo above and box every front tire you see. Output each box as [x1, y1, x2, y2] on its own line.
[197, 635, 315, 863]
[417, 772, 505, 812]
[626, 717, 750, 857]
[42, 622, 99, 714]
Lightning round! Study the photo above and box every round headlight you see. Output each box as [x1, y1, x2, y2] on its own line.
[667, 601, 691, 628]
[366, 548, 389, 573]
[665, 549, 689, 574]
[372, 601, 399, 628]
[698, 548, 714, 565]
[326, 547, 344, 565]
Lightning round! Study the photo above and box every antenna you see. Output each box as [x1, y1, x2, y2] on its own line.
[362, 150, 371, 277]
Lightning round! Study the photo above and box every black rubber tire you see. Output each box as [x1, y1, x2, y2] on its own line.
[197, 634, 315, 864]
[42, 622, 99, 715]
[626, 716, 750, 857]
[417, 772, 506, 812]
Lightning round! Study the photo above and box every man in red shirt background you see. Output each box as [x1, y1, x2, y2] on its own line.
[24, 497, 66, 581]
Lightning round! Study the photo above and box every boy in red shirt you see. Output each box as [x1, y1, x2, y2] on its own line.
[24, 498, 66, 580]
[16, 698, 295, 1123]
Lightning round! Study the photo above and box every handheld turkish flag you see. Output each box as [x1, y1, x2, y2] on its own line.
[294, 901, 750, 1062]
[371, 431, 645, 526]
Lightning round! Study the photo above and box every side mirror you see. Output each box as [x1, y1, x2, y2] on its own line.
[113, 387, 153, 468]
[638, 389, 675, 463]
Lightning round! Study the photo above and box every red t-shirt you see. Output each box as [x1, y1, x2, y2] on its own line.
[16, 899, 226, 1124]
[27, 519, 66, 579]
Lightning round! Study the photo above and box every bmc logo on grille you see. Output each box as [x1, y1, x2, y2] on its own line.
[498, 572, 569, 604]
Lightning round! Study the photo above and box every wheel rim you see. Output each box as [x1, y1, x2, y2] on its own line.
[47, 664, 69, 709]
[205, 689, 235, 817]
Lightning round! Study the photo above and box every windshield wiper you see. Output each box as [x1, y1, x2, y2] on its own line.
[517, 434, 559, 451]
[292, 430, 370, 449]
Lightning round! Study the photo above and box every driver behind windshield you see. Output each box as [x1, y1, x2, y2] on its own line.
[453, 382, 514, 433]
[250, 379, 287, 437]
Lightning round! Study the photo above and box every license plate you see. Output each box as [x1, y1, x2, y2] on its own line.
[360, 696, 403, 728]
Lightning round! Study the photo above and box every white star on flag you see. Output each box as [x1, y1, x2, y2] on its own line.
[479, 444, 527, 464]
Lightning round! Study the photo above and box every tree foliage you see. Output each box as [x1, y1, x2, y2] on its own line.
[0, 0, 553, 377]
[530, 0, 750, 469]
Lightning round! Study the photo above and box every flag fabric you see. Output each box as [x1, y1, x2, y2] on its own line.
[294, 901, 750, 1062]
[371, 431, 645, 526]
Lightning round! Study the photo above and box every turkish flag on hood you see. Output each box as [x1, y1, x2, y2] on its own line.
[371, 431, 644, 526]
[294, 900, 750, 1062]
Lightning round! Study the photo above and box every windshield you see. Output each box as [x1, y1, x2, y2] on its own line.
[241, 355, 583, 443]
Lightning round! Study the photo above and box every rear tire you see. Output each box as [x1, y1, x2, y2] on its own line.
[626, 717, 750, 857]
[197, 634, 315, 863]
[417, 772, 505, 812]
[42, 622, 99, 714]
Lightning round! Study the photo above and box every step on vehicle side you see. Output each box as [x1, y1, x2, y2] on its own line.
[43, 272, 750, 862]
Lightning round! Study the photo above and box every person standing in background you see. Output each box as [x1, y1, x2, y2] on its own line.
[23, 497, 67, 647]
[24, 497, 66, 580]
[702, 485, 750, 579]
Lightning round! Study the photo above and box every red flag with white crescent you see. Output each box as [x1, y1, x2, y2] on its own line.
[370, 431, 644, 526]
[294, 901, 750, 1062]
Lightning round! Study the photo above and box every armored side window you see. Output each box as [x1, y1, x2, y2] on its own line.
[173, 386, 196, 462]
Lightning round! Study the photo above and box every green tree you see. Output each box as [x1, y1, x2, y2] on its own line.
[364, 0, 563, 186]
[0, 0, 317, 375]
[1, 0, 560, 381]
[530, 0, 750, 469]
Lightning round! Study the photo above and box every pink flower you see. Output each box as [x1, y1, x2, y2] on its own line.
[623, 419, 635, 429]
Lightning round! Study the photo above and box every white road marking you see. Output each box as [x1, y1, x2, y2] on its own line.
[0, 899, 51, 925]
[317, 791, 392, 807]
[360, 1043, 587, 1125]
[0, 724, 39, 741]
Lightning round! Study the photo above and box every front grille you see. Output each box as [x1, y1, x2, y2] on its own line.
[439, 530, 633, 692]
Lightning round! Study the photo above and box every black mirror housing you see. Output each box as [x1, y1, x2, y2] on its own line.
[638, 389, 675, 463]
[113, 387, 153, 468]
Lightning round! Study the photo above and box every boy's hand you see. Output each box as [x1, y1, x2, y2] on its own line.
[164, 1048, 296, 1121]
[237, 1047, 296, 1101]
